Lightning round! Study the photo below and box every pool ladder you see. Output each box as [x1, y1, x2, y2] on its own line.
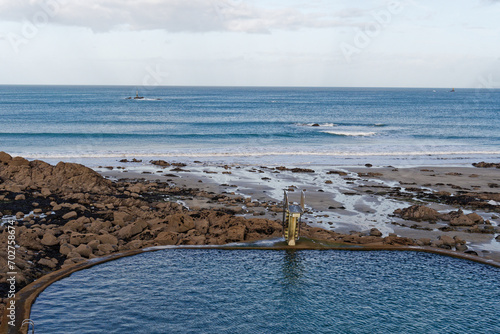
[282, 190, 305, 246]
[21, 319, 35, 333]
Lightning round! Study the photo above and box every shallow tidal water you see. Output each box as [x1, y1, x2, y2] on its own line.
[31, 249, 499, 334]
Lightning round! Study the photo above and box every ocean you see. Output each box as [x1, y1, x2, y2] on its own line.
[30, 249, 500, 334]
[0, 85, 499, 166]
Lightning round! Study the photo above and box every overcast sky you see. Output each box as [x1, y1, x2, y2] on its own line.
[0, 0, 499, 87]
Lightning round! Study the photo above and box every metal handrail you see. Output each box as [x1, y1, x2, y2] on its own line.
[21, 319, 35, 334]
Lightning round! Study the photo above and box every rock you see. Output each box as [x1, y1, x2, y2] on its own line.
[97, 234, 118, 245]
[15, 194, 26, 201]
[195, 219, 210, 234]
[87, 239, 101, 250]
[155, 231, 179, 245]
[38, 258, 57, 269]
[466, 213, 483, 224]
[0, 151, 13, 162]
[60, 243, 75, 255]
[290, 168, 315, 173]
[113, 211, 134, 227]
[70, 233, 97, 246]
[449, 215, 475, 226]
[456, 244, 468, 252]
[97, 244, 117, 254]
[150, 160, 171, 167]
[165, 214, 195, 233]
[62, 211, 78, 220]
[118, 222, 146, 239]
[369, 228, 382, 237]
[395, 205, 441, 222]
[495, 235, 500, 242]
[40, 233, 59, 246]
[126, 240, 143, 250]
[439, 235, 455, 247]
[417, 238, 431, 246]
[472, 162, 500, 168]
[75, 244, 92, 258]
[226, 224, 246, 242]
[41, 187, 52, 197]
[66, 251, 83, 259]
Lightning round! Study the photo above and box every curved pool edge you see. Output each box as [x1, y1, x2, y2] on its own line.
[2, 242, 499, 334]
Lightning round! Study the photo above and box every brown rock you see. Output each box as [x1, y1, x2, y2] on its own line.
[395, 205, 441, 222]
[165, 213, 195, 233]
[15, 194, 26, 201]
[41, 187, 52, 197]
[118, 222, 146, 239]
[0, 151, 13, 162]
[113, 211, 134, 227]
[155, 231, 179, 245]
[439, 235, 455, 247]
[195, 219, 210, 234]
[60, 243, 75, 255]
[97, 234, 118, 245]
[466, 213, 483, 224]
[40, 233, 59, 246]
[38, 258, 57, 269]
[62, 211, 78, 220]
[449, 215, 475, 226]
[369, 228, 382, 237]
[66, 251, 83, 259]
[226, 224, 246, 242]
[97, 243, 117, 254]
[75, 244, 92, 258]
[87, 239, 101, 250]
[70, 233, 97, 246]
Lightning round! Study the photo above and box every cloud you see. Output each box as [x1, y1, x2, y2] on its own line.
[0, 0, 363, 33]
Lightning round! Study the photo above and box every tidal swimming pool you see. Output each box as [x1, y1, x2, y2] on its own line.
[31, 250, 499, 333]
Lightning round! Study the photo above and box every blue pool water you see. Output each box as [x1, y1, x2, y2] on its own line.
[30, 250, 500, 333]
[0, 85, 499, 166]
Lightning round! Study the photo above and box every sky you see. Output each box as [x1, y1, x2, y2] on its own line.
[0, 0, 499, 88]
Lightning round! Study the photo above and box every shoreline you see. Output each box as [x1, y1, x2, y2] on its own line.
[2, 241, 499, 334]
[1, 152, 499, 331]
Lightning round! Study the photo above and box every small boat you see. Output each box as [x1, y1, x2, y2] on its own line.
[450, 88, 455, 92]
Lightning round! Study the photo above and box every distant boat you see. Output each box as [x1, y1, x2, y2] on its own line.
[450, 88, 455, 92]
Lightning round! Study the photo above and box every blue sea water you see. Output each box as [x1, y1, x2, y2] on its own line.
[0, 85, 499, 166]
[30, 249, 500, 334]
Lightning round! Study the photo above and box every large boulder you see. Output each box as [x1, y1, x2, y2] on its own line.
[394, 205, 441, 222]
[449, 215, 475, 226]
[0, 152, 114, 194]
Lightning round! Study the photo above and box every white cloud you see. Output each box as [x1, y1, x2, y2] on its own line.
[0, 0, 363, 33]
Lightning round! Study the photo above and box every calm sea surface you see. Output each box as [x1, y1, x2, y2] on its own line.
[0, 85, 499, 166]
[30, 249, 499, 334]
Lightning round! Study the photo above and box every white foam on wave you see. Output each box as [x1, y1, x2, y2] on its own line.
[322, 131, 376, 137]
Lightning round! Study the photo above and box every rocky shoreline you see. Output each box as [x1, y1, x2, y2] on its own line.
[1, 152, 499, 327]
